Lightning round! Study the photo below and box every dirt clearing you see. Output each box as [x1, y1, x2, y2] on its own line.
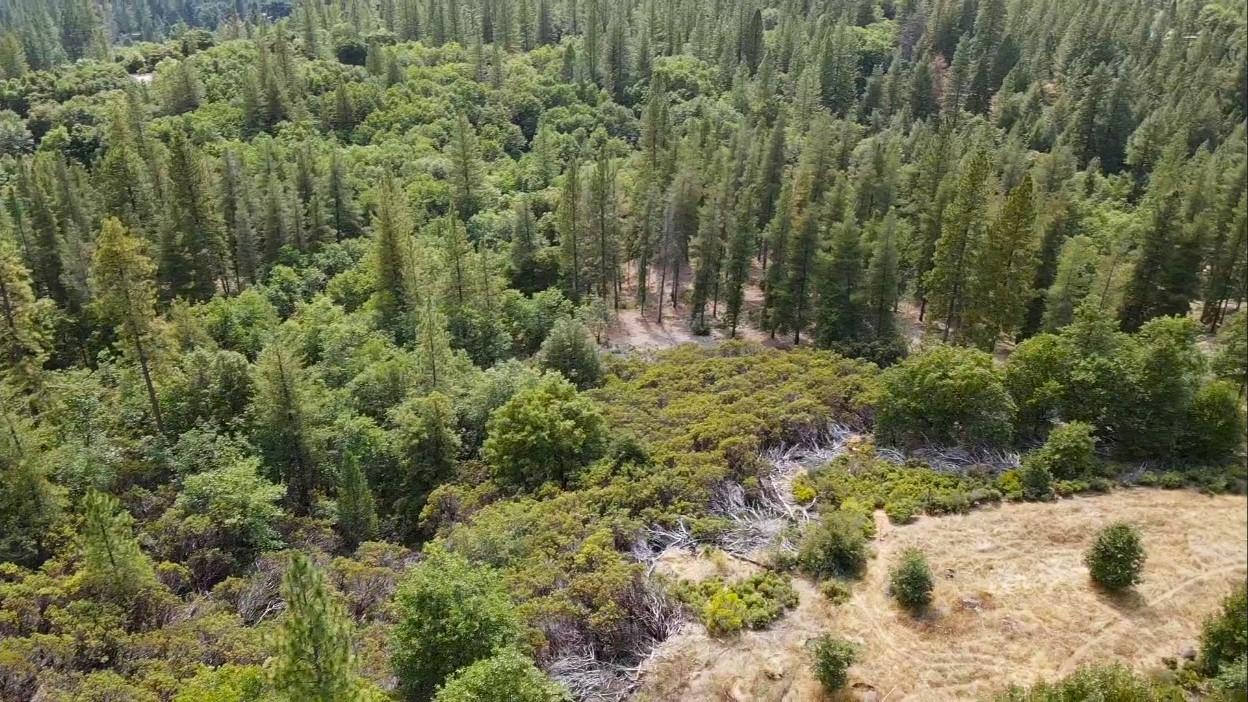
[635, 489, 1247, 701]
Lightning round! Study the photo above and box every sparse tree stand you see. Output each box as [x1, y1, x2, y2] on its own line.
[91, 217, 164, 437]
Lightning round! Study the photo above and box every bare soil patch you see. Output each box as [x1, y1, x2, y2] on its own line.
[635, 489, 1247, 702]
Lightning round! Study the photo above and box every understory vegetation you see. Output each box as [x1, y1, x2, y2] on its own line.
[0, 0, 1244, 699]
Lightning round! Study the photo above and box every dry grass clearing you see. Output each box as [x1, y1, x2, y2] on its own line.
[636, 489, 1247, 702]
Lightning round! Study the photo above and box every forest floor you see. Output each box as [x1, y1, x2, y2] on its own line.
[634, 489, 1248, 702]
[604, 263, 773, 352]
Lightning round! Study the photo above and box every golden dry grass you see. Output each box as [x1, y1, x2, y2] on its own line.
[636, 489, 1247, 702]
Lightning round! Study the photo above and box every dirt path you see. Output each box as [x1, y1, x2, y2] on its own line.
[634, 490, 1247, 701]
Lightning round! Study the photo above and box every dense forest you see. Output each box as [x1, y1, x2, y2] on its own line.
[0, 0, 1245, 699]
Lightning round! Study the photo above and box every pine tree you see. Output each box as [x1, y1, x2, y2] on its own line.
[965, 177, 1036, 349]
[814, 214, 865, 348]
[97, 107, 156, 236]
[558, 157, 584, 300]
[47, 158, 92, 309]
[447, 113, 485, 219]
[221, 149, 260, 288]
[721, 200, 752, 338]
[327, 151, 362, 241]
[59, 0, 108, 62]
[371, 175, 413, 340]
[92, 218, 165, 437]
[415, 297, 453, 391]
[509, 194, 541, 293]
[762, 184, 794, 337]
[1119, 187, 1200, 332]
[272, 553, 360, 702]
[755, 114, 787, 242]
[78, 489, 157, 602]
[1202, 192, 1247, 331]
[15, 163, 66, 306]
[441, 216, 472, 308]
[690, 151, 730, 331]
[254, 343, 323, 514]
[336, 453, 377, 550]
[0, 240, 48, 393]
[862, 211, 901, 340]
[924, 149, 992, 343]
[784, 211, 820, 344]
[330, 81, 356, 134]
[587, 142, 619, 307]
[1042, 235, 1099, 331]
[163, 121, 227, 301]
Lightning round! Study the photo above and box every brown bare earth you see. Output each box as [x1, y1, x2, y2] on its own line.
[635, 490, 1248, 702]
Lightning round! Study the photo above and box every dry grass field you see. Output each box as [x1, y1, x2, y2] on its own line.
[635, 489, 1248, 702]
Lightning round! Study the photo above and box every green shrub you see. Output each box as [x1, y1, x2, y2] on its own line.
[537, 318, 603, 390]
[1027, 422, 1098, 480]
[434, 648, 571, 702]
[1137, 471, 1161, 487]
[701, 589, 747, 636]
[874, 345, 1016, 448]
[483, 375, 607, 492]
[884, 499, 918, 524]
[810, 635, 857, 692]
[889, 547, 933, 611]
[992, 664, 1184, 701]
[1085, 522, 1145, 591]
[1053, 479, 1090, 497]
[391, 549, 523, 701]
[681, 572, 800, 636]
[1019, 459, 1054, 501]
[1159, 471, 1185, 489]
[997, 470, 1024, 500]
[798, 510, 869, 579]
[1198, 586, 1247, 678]
[819, 579, 851, 604]
[1182, 381, 1246, 463]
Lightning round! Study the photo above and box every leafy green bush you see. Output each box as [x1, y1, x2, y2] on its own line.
[1159, 471, 1186, 489]
[433, 648, 570, 702]
[701, 589, 747, 636]
[677, 572, 800, 636]
[1199, 586, 1247, 678]
[391, 549, 523, 701]
[889, 547, 933, 611]
[810, 635, 857, 692]
[809, 454, 997, 519]
[1182, 381, 1247, 463]
[1027, 422, 1098, 480]
[992, 664, 1184, 700]
[537, 318, 603, 390]
[819, 579, 852, 604]
[1085, 522, 1145, 591]
[798, 510, 869, 579]
[1019, 458, 1053, 501]
[884, 498, 919, 524]
[483, 375, 607, 492]
[874, 345, 1016, 448]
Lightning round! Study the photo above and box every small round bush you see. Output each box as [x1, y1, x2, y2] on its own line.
[798, 510, 869, 579]
[889, 547, 933, 611]
[1085, 522, 1145, 591]
[811, 634, 857, 692]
